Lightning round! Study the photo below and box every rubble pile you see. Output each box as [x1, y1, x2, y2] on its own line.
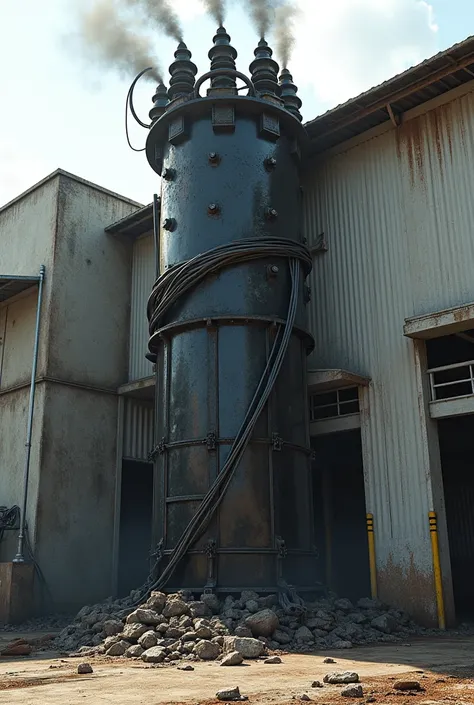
[54, 590, 426, 662]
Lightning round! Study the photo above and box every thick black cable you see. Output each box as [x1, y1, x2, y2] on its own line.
[136, 239, 311, 604]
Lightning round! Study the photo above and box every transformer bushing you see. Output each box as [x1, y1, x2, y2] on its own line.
[145, 28, 317, 595]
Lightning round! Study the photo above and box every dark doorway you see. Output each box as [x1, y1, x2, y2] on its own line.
[118, 460, 153, 597]
[438, 416, 474, 619]
[312, 429, 371, 600]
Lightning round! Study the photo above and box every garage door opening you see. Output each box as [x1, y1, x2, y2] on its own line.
[312, 429, 371, 601]
[118, 460, 153, 597]
[438, 416, 474, 620]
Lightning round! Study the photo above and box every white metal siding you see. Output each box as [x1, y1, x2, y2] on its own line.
[303, 86, 474, 621]
[129, 234, 155, 381]
[123, 398, 154, 461]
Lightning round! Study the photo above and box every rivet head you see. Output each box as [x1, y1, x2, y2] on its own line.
[265, 207, 278, 220]
[162, 168, 175, 181]
[271, 265, 279, 274]
[208, 203, 220, 215]
[208, 152, 220, 165]
[265, 156, 277, 171]
[163, 217, 176, 231]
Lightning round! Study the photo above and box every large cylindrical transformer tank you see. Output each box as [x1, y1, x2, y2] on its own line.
[145, 30, 317, 595]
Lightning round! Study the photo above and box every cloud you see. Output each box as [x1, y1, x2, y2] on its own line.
[287, 0, 438, 108]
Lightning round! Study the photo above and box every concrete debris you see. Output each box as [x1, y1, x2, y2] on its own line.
[216, 685, 246, 701]
[220, 650, 244, 666]
[341, 684, 364, 698]
[0, 640, 32, 657]
[323, 671, 360, 684]
[245, 608, 279, 637]
[52, 590, 426, 664]
[77, 662, 93, 674]
[299, 695, 311, 701]
[223, 636, 265, 659]
[311, 681, 323, 687]
[393, 680, 421, 691]
[264, 655, 282, 664]
[177, 663, 194, 670]
[141, 646, 166, 663]
[323, 657, 336, 663]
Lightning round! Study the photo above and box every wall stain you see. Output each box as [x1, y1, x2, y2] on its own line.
[378, 551, 437, 627]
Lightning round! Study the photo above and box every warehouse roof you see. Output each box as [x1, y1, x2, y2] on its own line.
[305, 34, 474, 154]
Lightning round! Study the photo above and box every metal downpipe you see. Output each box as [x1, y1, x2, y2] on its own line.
[13, 265, 45, 563]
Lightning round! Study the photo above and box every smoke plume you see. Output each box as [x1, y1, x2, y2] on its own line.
[273, 2, 299, 68]
[243, 0, 274, 38]
[79, 0, 162, 81]
[125, 0, 183, 41]
[202, 0, 226, 26]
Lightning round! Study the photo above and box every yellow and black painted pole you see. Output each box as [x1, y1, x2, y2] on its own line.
[366, 513, 377, 599]
[429, 511, 446, 630]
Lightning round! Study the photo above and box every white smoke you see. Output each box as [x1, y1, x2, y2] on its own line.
[289, 0, 438, 108]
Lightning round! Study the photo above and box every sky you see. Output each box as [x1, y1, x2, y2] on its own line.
[0, 0, 473, 208]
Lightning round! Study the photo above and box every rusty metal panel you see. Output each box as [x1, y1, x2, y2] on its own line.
[123, 397, 154, 461]
[301, 91, 474, 622]
[129, 234, 155, 381]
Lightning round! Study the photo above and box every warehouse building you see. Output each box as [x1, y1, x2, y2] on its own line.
[1, 36, 474, 627]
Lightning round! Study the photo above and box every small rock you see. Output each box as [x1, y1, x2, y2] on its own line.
[300, 695, 311, 701]
[105, 640, 129, 657]
[311, 681, 323, 688]
[138, 630, 158, 650]
[103, 620, 123, 636]
[145, 591, 167, 612]
[334, 598, 353, 611]
[245, 600, 259, 613]
[295, 626, 313, 642]
[371, 615, 397, 634]
[393, 681, 421, 691]
[194, 640, 221, 660]
[126, 608, 162, 626]
[201, 593, 221, 614]
[223, 636, 265, 659]
[216, 686, 244, 701]
[234, 626, 253, 638]
[194, 626, 213, 640]
[221, 651, 244, 666]
[126, 644, 144, 658]
[341, 685, 364, 698]
[141, 646, 166, 663]
[189, 601, 209, 618]
[77, 663, 93, 674]
[273, 629, 292, 645]
[163, 599, 189, 618]
[366, 697, 376, 703]
[324, 671, 360, 685]
[121, 623, 149, 641]
[103, 635, 121, 649]
[323, 657, 336, 664]
[177, 663, 195, 671]
[245, 609, 279, 637]
[264, 656, 282, 664]
[357, 598, 381, 610]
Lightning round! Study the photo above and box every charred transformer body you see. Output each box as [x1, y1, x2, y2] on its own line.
[145, 29, 317, 594]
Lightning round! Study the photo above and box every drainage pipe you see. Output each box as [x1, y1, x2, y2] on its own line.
[13, 265, 45, 563]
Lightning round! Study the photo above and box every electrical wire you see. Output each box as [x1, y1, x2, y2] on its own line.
[125, 67, 153, 152]
[134, 238, 311, 606]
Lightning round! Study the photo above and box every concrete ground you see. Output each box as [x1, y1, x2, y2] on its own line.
[0, 633, 473, 704]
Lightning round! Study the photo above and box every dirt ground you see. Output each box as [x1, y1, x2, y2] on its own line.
[0, 633, 473, 705]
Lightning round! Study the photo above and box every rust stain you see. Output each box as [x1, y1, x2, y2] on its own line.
[377, 551, 437, 627]
[396, 115, 425, 188]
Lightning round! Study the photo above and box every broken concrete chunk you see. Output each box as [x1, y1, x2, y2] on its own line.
[245, 609, 279, 637]
[323, 671, 360, 684]
[341, 684, 364, 698]
[77, 663, 93, 674]
[220, 651, 244, 666]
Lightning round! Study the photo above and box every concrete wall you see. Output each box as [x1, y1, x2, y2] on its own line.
[35, 383, 118, 609]
[302, 83, 474, 625]
[0, 171, 141, 610]
[0, 177, 59, 563]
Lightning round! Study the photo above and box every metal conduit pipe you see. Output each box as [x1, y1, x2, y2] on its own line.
[13, 264, 45, 563]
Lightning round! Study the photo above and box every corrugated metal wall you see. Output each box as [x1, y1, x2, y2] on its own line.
[303, 86, 474, 621]
[129, 234, 155, 381]
[123, 398, 154, 461]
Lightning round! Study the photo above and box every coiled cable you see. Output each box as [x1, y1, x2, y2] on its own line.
[136, 238, 311, 604]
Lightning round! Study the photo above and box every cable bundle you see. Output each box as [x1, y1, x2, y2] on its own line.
[138, 237, 311, 602]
